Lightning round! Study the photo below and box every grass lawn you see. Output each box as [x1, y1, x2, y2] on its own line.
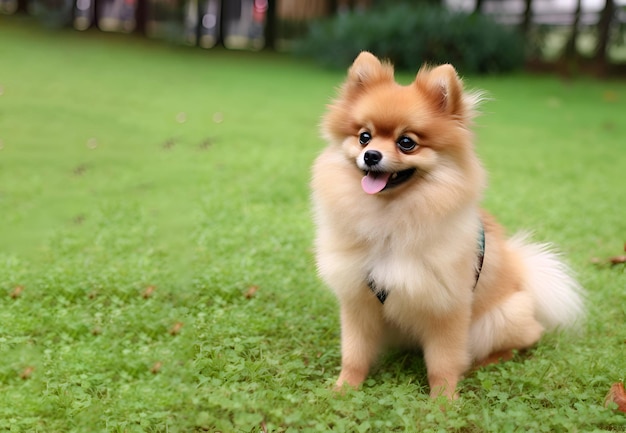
[1, 16, 625, 433]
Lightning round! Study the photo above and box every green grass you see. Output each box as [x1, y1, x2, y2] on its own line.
[1, 16, 625, 432]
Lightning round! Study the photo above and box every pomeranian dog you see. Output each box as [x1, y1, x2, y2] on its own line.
[311, 52, 585, 399]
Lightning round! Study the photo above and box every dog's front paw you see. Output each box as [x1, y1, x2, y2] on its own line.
[334, 368, 367, 392]
[429, 384, 459, 400]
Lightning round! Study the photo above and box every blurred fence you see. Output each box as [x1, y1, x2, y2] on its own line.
[1, 0, 625, 66]
[0, 0, 338, 50]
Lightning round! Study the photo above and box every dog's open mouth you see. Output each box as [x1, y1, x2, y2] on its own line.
[361, 168, 416, 194]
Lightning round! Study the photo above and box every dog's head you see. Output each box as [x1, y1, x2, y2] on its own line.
[322, 52, 483, 197]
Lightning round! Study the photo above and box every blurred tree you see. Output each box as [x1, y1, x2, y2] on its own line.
[563, 0, 582, 60]
[265, 0, 276, 49]
[521, 0, 533, 37]
[371, 0, 441, 7]
[473, 0, 484, 15]
[594, 0, 615, 70]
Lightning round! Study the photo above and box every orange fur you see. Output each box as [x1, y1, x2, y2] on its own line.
[311, 52, 584, 399]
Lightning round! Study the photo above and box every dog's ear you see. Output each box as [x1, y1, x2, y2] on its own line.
[345, 51, 394, 90]
[322, 53, 394, 142]
[414, 64, 464, 116]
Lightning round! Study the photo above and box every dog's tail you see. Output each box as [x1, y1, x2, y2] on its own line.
[509, 233, 585, 332]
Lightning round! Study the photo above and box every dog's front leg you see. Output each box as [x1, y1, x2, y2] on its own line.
[421, 310, 472, 399]
[335, 294, 384, 390]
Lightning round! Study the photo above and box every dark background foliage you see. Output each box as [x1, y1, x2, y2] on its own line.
[296, 3, 525, 74]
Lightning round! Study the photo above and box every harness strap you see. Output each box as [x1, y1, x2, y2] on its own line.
[473, 220, 486, 289]
[367, 277, 388, 304]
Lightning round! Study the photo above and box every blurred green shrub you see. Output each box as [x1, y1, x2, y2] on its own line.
[295, 3, 525, 75]
[30, 0, 74, 28]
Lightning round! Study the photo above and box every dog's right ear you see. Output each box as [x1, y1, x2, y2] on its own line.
[322, 52, 394, 142]
[345, 52, 394, 91]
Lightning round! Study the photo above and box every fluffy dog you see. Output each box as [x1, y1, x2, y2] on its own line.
[311, 52, 584, 398]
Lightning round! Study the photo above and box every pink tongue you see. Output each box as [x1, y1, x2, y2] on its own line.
[361, 172, 391, 194]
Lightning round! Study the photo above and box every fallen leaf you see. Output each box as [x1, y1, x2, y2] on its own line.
[20, 366, 35, 380]
[150, 361, 163, 374]
[605, 382, 626, 413]
[169, 322, 184, 336]
[73, 164, 88, 176]
[609, 256, 626, 266]
[142, 285, 156, 299]
[162, 138, 176, 149]
[244, 285, 259, 299]
[10, 286, 24, 299]
[199, 138, 214, 150]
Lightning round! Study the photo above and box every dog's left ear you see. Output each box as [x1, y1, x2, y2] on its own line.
[414, 64, 464, 116]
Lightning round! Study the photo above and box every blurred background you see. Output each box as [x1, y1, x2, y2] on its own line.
[1, 0, 625, 76]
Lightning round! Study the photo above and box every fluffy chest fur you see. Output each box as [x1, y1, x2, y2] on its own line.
[312, 147, 481, 322]
[365, 225, 477, 309]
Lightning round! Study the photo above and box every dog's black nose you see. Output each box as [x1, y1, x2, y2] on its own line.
[363, 150, 382, 167]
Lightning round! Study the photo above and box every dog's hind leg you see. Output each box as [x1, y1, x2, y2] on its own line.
[469, 290, 544, 367]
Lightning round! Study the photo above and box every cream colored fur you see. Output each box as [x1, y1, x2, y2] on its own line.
[311, 52, 585, 399]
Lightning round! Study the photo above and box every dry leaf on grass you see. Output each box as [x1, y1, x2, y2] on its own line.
[142, 285, 156, 299]
[20, 366, 35, 380]
[609, 256, 626, 265]
[150, 362, 163, 374]
[73, 164, 88, 176]
[162, 138, 177, 149]
[169, 322, 184, 336]
[10, 286, 24, 299]
[605, 382, 626, 413]
[591, 244, 626, 267]
[245, 285, 259, 299]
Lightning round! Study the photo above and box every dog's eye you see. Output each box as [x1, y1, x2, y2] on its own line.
[359, 131, 372, 146]
[397, 136, 417, 152]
